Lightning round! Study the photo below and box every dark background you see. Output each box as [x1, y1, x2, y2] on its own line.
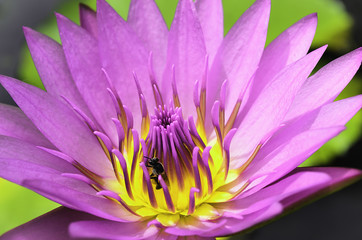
[0, 0, 361, 239]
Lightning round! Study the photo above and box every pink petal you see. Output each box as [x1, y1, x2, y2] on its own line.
[242, 13, 317, 116]
[164, 215, 227, 236]
[0, 157, 126, 221]
[79, 4, 98, 38]
[162, 0, 207, 119]
[204, 167, 361, 237]
[128, 0, 168, 82]
[240, 126, 344, 197]
[0, 103, 53, 148]
[230, 46, 326, 163]
[285, 47, 362, 122]
[56, 13, 118, 145]
[69, 219, 158, 239]
[23, 27, 93, 120]
[216, 169, 333, 215]
[289, 95, 362, 131]
[23, 178, 140, 222]
[0, 136, 75, 172]
[236, 95, 361, 196]
[1, 207, 99, 240]
[281, 167, 362, 209]
[195, 0, 223, 62]
[0, 158, 69, 187]
[207, 0, 270, 122]
[97, 0, 153, 129]
[0, 76, 113, 177]
[201, 203, 283, 237]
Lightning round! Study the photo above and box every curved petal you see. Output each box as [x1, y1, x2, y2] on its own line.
[201, 203, 283, 237]
[0, 158, 67, 187]
[207, 0, 270, 122]
[164, 215, 227, 237]
[23, 179, 140, 222]
[69, 219, 158, 240]
[97, 0, 152, 130]
[79, 4, 98, 38]
[285, 47, 362, 122]
[23, 27, 93, 120]
[0, 76, 113, 177]
[240, 126, 344, 197]
[241, 13, 317, 118]
[128, 0, 168, 82]
[0, 103, 53, 148]
[287, 95, 362, 131]
[280, 167, 362, 208]
[215, 169, 333, 215]
[233, 95, 361, 196]
[162, 0, 207, 119]
[230, 46, 326, 163]
[56, 13, 118, 145]
[0, 207, 99, 240]
[195, 0, 223, 62]
[0, 135, 75, 172]
[0, 157, 122, 221]
[203, 167, 361, 237]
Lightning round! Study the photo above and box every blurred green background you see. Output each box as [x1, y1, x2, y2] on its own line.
[0, 0, 361, 237]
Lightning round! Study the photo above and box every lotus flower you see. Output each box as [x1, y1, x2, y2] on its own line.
[0, 0, 361, 239]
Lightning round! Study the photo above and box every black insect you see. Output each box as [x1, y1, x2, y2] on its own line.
[144, 156, 168, 189]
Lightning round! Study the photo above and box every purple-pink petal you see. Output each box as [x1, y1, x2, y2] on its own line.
[0, 104, 53, 148]
[240, 126, 344, 197]
[56, 13, 118, 145]
[216, 169, 334, 215]
[0, 136, 74, 173]
[195, 0, 223, 62]
[285, 47, 362, 122]
[23, 27, 93, 121]
[69, 219, 158, 240]
[97, 0, 153, 129]
[23, 179, 140, 222]
[280, 167, 362, 209]
[242, 13, 317, 115]
[230, 46, 326, 164]
[162, 0, 207, 119]
[128, 0, 168, 82]
[207, 0, 270, 121]
[79, 4, 98, 38]
[203, 167, 361, 237]
[0, 207, 99, 240]
[0, 76, 114, 177]
[0, 157, 129, 222]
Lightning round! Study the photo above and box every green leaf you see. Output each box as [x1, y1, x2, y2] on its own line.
[0, 179, 59, 235]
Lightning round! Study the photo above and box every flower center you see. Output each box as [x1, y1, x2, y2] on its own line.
[61, 59, 261, 224]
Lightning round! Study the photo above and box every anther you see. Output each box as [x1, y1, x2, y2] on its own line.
[140, 162, 158, 208]
[96, 190, 138, 216]
[170, 133, 184, 190]
[112, 149, 133, 200]
[211, 101, 222, 147]
[192, 147, 202, 198]
[201, 146, 213, 194]
[188, 187, 200, 215]
[222, 128, 237, 180]
[171, 65, 180, 108]
[130, 129, 140, 183]
[61, 96, 97, 131]
[158, 175, 175, 213]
